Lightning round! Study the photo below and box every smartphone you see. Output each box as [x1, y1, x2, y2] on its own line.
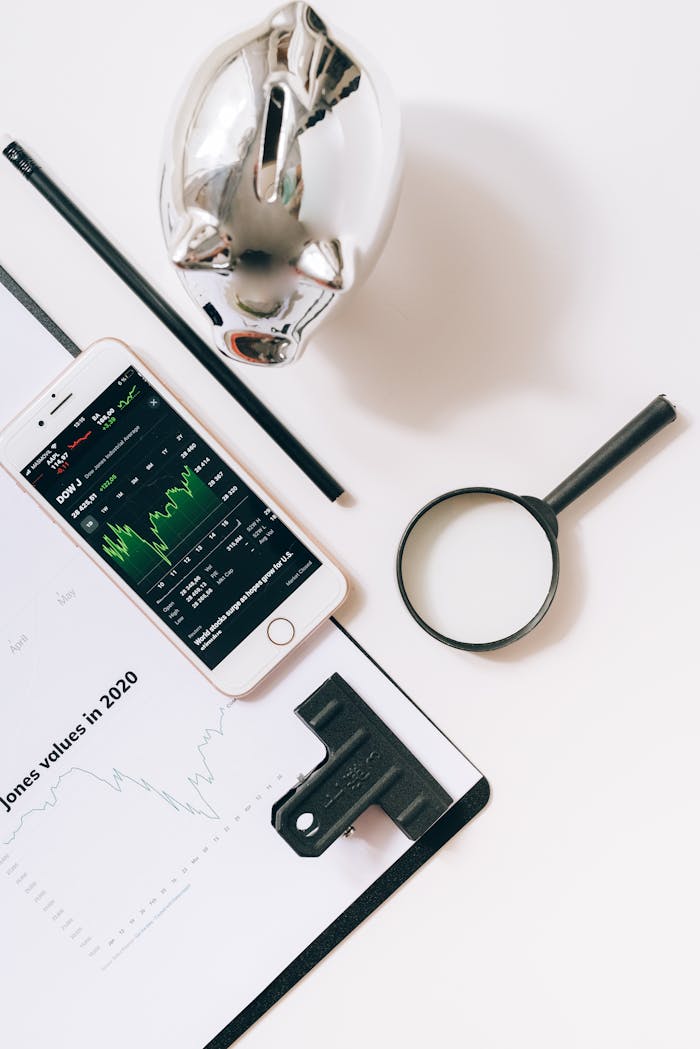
[0, 338, 347, 695]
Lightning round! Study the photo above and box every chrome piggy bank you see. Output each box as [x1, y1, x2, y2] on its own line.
[160, 2, 402, 365]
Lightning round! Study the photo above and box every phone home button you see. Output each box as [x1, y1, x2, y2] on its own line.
[267, 617, 295, 646]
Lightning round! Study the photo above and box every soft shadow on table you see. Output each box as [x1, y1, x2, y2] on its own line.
[324, 102, 595, 646]
[321, 102, 583, 427]
[324, 104, 682, 656]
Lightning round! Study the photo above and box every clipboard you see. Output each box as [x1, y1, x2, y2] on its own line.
[0, 264, 489, 1048]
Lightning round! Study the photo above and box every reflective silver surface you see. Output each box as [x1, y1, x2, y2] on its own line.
[160, 2, 402, 365]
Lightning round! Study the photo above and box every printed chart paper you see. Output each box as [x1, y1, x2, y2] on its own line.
[0, 274, 484, 1048]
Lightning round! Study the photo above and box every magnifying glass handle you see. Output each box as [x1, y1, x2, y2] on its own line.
[544, 395, 676, 515]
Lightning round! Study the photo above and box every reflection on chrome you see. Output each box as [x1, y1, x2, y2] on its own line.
[160, 2, 402, 365]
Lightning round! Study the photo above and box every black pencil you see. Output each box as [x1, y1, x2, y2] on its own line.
[2, 140, 344, 502]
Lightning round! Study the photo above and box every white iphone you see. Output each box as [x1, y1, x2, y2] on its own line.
[0, 338, 347, 695]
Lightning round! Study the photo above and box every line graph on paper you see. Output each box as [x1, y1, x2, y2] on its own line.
[2, 698, 236, 847]
[0, 552, 309, 966]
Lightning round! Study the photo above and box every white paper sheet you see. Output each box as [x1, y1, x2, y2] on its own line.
[0, 272, 484, 1048]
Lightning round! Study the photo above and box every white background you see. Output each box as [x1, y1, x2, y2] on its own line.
[1, 2, 698, 1046]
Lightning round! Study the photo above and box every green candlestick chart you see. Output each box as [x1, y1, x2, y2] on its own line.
[102, 465, 220, 581]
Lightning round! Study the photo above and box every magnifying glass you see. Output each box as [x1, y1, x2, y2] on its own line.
[396, 395, 676, 651]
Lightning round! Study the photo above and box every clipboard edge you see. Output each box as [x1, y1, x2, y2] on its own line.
[0, 266, 489, 1049]
[0, 263, 80, 358]
[204, 620, 489, 1048]
[204, 777, 489, 1049]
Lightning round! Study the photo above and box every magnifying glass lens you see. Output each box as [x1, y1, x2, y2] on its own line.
[399, 492, 556, 646]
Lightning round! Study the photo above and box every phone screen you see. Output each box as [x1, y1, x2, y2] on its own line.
[22, 367, 321, 668]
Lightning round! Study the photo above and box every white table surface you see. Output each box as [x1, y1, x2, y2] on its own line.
[1, 2, 698, 1046]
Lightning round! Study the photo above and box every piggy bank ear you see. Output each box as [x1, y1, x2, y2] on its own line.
[293, 239, 344, 290]
[171, 216, 231, 270]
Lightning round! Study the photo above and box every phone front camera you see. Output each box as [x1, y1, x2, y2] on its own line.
[38, 420, 45, 427]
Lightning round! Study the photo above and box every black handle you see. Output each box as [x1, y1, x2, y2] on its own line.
[545, 395, 676, 515]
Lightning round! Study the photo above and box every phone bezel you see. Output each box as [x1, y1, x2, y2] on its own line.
[0, 338, 347, 695]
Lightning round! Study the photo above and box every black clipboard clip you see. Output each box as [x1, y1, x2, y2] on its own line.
[272, 674, 453, 857]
